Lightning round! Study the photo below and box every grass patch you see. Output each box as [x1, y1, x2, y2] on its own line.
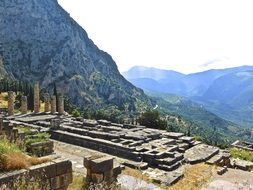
[0, 140, 49, 171]
[25, 133, 50, 146]
[0, 139, 21, 155]
[68, 173, 86, 190]
[230, 147, 253, 162]
[122, 167, 151, 183]
[17, 126, 32, 133]
[168, 164, 214, 190]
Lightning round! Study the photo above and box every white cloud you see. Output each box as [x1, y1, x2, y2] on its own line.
[58, 0, 253, 74]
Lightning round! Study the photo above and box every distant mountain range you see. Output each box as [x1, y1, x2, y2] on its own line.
[123, 66, 253, 127]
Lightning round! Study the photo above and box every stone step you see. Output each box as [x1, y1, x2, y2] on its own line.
[157, 161, 181, 172]
[206, 153, 223, 165]
[122, 161, 149, 170]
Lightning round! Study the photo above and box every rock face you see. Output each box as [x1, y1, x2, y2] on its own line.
[0, 0, 150, 109]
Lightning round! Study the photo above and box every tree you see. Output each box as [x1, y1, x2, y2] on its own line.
[137, 110, 167, 130]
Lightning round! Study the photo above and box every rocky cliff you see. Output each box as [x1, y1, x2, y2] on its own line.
[0, 0, 150, 109]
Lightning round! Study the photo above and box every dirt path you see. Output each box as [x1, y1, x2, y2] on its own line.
[203, 168, 253, 190]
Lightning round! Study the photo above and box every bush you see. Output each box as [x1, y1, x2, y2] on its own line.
[230, 147, 253, 162]
[0, 139, 21, 155]
[137, 110, 167, 130]
[72, 108, 81, 118]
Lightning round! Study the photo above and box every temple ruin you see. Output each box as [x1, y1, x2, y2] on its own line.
[6, 82, 64, 116]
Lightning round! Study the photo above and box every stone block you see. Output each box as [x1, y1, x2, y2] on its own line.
[90, 156, 114, 173]
[91, 173, 104, 183]
[54, 159, 72, 176]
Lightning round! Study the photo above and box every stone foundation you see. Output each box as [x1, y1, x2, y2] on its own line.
[0, 159, 73, 190]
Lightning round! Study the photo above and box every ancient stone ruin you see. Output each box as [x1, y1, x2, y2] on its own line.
[1, 87, 253, 187]
[84, 155, 122, 185]
[232, 140, 253, 151]
[6, 82, 64, 116]
[0, 158, 73, 190]
[4, 111, 236, 185]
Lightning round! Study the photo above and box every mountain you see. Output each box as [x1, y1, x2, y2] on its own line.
[123, 66, 184, 81]
[195, 70, 253, 127]
[123, 65, 253, 97]
[123, 66, 253, 127]
[0, 0, 151, 110]
[146, 90, 251, 145]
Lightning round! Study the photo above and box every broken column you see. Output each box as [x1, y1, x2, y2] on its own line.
[51, 96, 56, 114]
[21, 96, 28, 114]
[44, 93, 50, 113]
[58, 94, 64, 114]
[83, 155, 121, 185]
[34, 82, 40, 113]
[8, 91, 14, 116]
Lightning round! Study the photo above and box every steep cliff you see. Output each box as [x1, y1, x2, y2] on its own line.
[0, 0, 151, 109]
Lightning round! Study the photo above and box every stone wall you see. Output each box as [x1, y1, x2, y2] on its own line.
[0, 159, 73, 190]
[50, 130, 142, 161]
[26, 140, 54, 157]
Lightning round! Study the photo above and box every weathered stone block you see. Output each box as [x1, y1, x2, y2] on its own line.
[91, 173, 104, 183]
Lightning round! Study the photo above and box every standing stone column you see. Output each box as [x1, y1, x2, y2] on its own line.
[58, 94, 64, 114]
[44, 93, 50, 112]
[21, 96, 28, 114]
[8, 91, 14, 116]
[51, 96, 56, 114]
[0, 116, 3, 134]
[34, 82, 40, 113]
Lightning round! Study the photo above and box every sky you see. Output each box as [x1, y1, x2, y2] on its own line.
[58, 0, 253, 74]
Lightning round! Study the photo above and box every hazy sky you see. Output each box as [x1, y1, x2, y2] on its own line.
[58, 0, 253, 74]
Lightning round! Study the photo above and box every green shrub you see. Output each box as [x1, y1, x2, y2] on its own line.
[0, 139, 21, 155]
[230, 147, 253, 162]
[71, 108, 81, 118]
